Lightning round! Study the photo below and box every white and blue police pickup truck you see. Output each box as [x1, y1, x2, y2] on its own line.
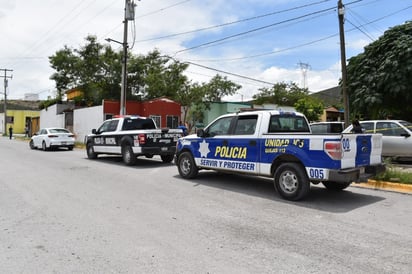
[85, 115, 183, 166]
[175, 110, 385, 201]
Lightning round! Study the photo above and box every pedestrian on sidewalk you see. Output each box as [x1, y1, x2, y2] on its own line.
[8, 126, 13, 140]
[25, 124, 30, 137]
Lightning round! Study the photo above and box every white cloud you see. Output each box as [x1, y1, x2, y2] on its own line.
[0, 0, 408, 101]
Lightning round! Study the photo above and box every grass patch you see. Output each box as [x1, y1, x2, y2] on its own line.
[75, 142, 85, 149]
[373, 162, 412, 185]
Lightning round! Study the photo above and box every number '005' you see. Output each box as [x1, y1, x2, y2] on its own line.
[309, 169, 324, 179]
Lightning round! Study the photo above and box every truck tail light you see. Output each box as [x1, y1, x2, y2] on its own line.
[324, 141, 342, 160]
[138, 134, 146, 145]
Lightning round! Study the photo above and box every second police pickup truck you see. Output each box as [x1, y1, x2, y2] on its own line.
[85, 115, 183, 165]
[175, 110, 385, 201]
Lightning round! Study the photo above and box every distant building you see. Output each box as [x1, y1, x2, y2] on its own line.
[24, 93, 39, 101]
[66, 88, 83, 100]
[319, 106, 344, 122]
[194, 101, 253, 128]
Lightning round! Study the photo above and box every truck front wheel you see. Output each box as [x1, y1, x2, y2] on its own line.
[274, 163, 310, 201]
[322, 181, 351, 191]
[86, 143, 98, 159]
[177, 152, 198, 179]
[122, 145, 137, 166]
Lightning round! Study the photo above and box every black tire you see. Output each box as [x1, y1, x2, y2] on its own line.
[322, 181, 351, 191]
[177, 152, 198, 179]
[161, 154, 174, 163]
[122, 145, 137, 166]
[274, 163, 310, 201]
[86, 143, 98, 159]
[68, 146, 74, 151]
[29, 140, 35, 150]
[42, 141, 48, 151]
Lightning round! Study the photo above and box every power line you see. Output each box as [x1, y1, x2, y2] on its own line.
[346, 18, 375, 41]
[174, 6, 337, 54]
[136, 0, 332, 43]
[135, 0, 192, 19]
[185, 61, 275, 86]
[346, 8, 380, 38]
[186, 33, 338, 63]
[183, 4, 412, 63]
[172, 0, 368, 55]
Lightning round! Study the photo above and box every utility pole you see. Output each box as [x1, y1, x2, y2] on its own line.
[107, 1, 136, 115]
[1, 68, 13, 136]
[338, 0, 350, 127]
[120, 0, 136, 115]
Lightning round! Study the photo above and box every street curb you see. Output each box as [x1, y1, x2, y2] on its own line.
[353, 180, 412, 194]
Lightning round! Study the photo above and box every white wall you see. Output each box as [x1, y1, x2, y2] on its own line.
[0, 113, 4, 134]
[73, 105, 103, 142]
[40, 104, 65, 129]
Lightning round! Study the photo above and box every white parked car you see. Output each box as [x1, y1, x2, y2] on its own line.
[343, 120, 412, 159]
[29, 128, 75, 151]
[310, 121, 344, 134]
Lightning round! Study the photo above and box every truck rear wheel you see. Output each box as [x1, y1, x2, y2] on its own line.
[322, 181, 351, 191]
[122, 145, 137, 166]
[161, 154, 174, 163]
[274, 163, 310, 201]
[177, 152, 198, 179]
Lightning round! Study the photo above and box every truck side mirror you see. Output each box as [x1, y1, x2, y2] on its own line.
[197, 129, 205, 138]
[92, 129, 97, 134]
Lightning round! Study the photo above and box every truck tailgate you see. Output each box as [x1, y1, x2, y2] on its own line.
[341, 134, 383, 168]
[143, 129, 182, 147]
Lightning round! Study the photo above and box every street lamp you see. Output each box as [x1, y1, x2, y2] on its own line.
[106, 37, 127, 115]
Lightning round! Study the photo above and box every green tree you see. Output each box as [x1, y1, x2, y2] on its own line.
[49, 35, 121, 106]
[49, 38, 241, 121]
[294, 97, 324, 122]
[127, 50, 189, 100]
[253, 82, 308, 106]
[203, 74, 241, 102]
[48, 46, 80, 100]
[347, 21, 412, 119]
[181, 83, 208, 127]
[183, 75, 241, 126]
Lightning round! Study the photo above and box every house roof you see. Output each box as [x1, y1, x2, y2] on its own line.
[310, 86, 342, 106]
[0, 99, 41, 111]
[325, 106, 339, 112]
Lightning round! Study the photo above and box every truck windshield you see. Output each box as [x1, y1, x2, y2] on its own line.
[122, 118, 156, 130]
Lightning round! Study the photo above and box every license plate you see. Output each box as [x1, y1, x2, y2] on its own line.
[61, 142, 67, 145]
[161, 147, 168, 151]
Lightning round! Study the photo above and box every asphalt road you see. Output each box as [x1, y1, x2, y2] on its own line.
[1, 137, 411, 273]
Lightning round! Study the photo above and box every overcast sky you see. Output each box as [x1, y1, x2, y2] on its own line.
[0, 0, 411, 101]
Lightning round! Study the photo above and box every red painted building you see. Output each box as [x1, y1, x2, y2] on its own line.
[103, 98, 181, 128]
